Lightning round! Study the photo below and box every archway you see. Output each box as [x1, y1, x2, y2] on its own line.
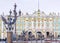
[46, 32, 49, 37]
[37, 31, 41, 33]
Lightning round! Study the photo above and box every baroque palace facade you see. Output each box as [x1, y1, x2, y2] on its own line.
[0, 9, 60, 39]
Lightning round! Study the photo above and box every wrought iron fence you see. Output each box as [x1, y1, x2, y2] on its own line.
[11, 31, 60, 43]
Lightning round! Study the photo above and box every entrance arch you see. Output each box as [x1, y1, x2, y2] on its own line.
[46, 32, 49, 37]
[37, 31, 41, 34]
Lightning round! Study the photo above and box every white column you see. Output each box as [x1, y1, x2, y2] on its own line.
[49, 20, 53, 31]
[25, 18, 29, 31]
[44, 21, 47, 29]
[25, 21, 27, 31]
[40, 21, 42, 29]
[32, 21, 34, 29]
[1, 21, 4, 39]
[36, 21, 38, 30]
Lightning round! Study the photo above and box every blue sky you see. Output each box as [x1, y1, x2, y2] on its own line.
[0, 0, 60, 15]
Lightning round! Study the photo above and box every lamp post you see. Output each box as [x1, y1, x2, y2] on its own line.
[13, 4, 21, 42]
[13, 3, 21, 34]
[1, 4, 21, 43]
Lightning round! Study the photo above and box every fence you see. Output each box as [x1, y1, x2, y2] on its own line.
[13, 40, 60, 43]
[12, 31, 60, 43]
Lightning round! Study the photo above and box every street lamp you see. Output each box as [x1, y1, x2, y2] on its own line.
[13, 3, 21, 34]
[1, 3, 21, 43]
[13, 3, 21, 42]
